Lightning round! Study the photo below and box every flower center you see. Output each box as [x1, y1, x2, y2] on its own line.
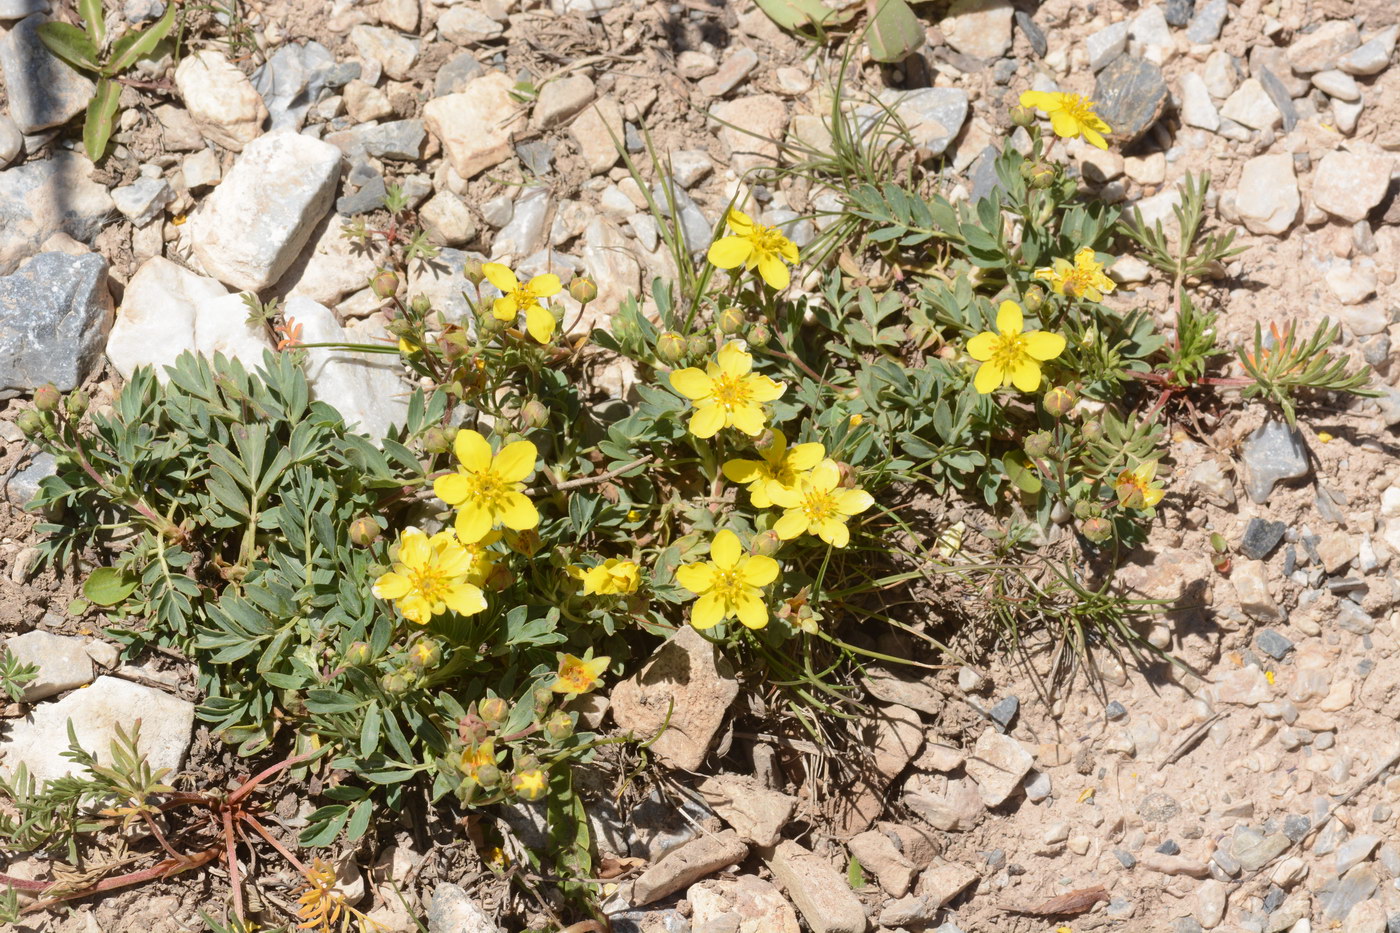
[408, 564, 453, 605]
[462, 471, 509, 510]
[710, 373, 754, 411]
[712, 568, 746, 604]
[1060, 94, 1096, 123]
[799, 488, 839, 525]
[752, 224, 788, 255]
[561, 666, 593, 691]
[511, 285, 539, 309]
[988, 333, 1032, 370]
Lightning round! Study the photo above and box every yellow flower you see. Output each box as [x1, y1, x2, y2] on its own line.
[676, 529, 780, 630]
[482, 262, 562, 344]
[966, 300, 1066, 394]
[668, 341, 786, 438]
[459, 739, 497, 782]
[706, 208, 800, 290]
[721, 430, 825, 508]
[769, 459, 874, 549]
[1115, 460, 1165, 509]
[371, 529, 487, 625]
[512, 767, 547, 800]
[455, 528, 502, 586]
[571, 558, 641, 595]
[1034, 247, 1117, 302]
[434, 430, 540, 543]
[552, 652, 610, 696]
[1019, 90, 1112, 149]
[296, 858, 346, 932]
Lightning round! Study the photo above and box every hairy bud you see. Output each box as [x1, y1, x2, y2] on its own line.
[33, 384, 61, 413]
[478, 697, 509, 724]
[1043, 386, 1075, 419]
[568, 277, 598, 304]
[345, 641, 372, 666]
[349, 517, 381, 547]
[543, 710, 574, 741]
[655, 332, 686, 363]
[1081, 516, 1113, 544]
[717, 307, 746, 335]
[371, 270, 399, 300]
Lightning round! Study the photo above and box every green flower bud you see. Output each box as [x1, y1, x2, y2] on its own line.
[423, 425, 456, 454]
[463, 259, 486, 286]
[65, 389, 89, 418]
[408, 638, 442, 668]
[478, 697, 509, 724]
[1079, 420, 1104, 442]
[349, 517, 381, 547]
[532, 685, 553, 710]
[520, 399, 549, 430]
[475, 763, 501, 788]
[717, 307, 746, 335]
[485, 563, 514, 591]
[1022, 285, 1045, 313]
[380, 671, 411, 695]
[1043, 386, 1075, 419]
[1072, 499, 1098, 520]
[1010, 104, 1036, 127]
[458, 714, 488, 745]
[17, 409, 44, 437]
[411, 293, 432, 316]
[345, 641, 372, 666]
[568, 276, 598, 304]
[479, 311, 508, 336]
[543, 710, 574, 741]
[750, 529, 781, 557]
[372, 270, 400, 300]
[33, 384, 61, 413]
[1081, 516, 1113, 544]
[748, 321, 772, 348]
[511, 767, 547, 801]
[505, 528, 542, 557]
[1023, 431, 1055, 459]
[656, 332, 686, 363]
[686, 334, 712, 359]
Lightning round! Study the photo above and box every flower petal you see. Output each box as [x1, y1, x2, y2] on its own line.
[756, 252, 791, 290]
[1019, 90, 1060, 112]
[834, 488, 875, 516]
[372, 571, 410, 600]
[1082, 125, 1108, 149]
[454, 429, 494, 474]
[819, 518, 851, 549]
[707, 236, 753, 270]
[528, 273, 562, 297]
[722, 458, 763, 484]
[434, 473, 470, 505]
[995, 300, 1023, 336]
[689, 403, 726, 439]
[454, 506, 492, 544]
[787, 442, 825, 472]
[525, 305, 555, 344]
[676, 561, 716, 594]
[445, 584, 487, 616]
[728, 404, 767, 436]
[668, 367, 712, 400]
[973, 361, 1004, 394]
[716, 341, 753, 376]
[1010, 359, 1042, 392]
[749, 375, 786, 403]
[710, 529, 742, 569]
[1049, 109, 1081, 139]
[967, 331, 998, 361]
[498, 491, 539, 530]
[482, 263, 519, 293]
[1023, 330, 1066, 361]
[740, 555, 779, 587]
[734, 591, 768, 629]
[768, 484, 801, 508]
[691, 592, 726, 629]
[773, 510, 808, 540]
[725, 208, 754, 235]
[807, 459, 841, 491]
[491, 296, 519, 321]
[493, 440, 538, 483]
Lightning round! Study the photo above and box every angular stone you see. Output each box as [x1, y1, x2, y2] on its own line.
[1015, 10, 1046, 57]
[419, 190, 476, 247]
[1240, 519, 1286, 561]
[1179, 72, 1220, 131]
[568, 96, 624, 176]
[174, 50, 268, 151]
[1221, 78, 1282, 130]
[288, 297, 408, 441]
[1186, 0, 1227, 43]
[0, 252, 110, 396]
[349, 24, 419, 81]
[1231, 561, 1283, 624]
[437, 6, 503, 45]
[0, 152, 111, 276]
[688, 876, 799, 933]
[697, 47, 759, 98]
[1312, 150, 1395, 223]
[0, 114, 19, 168]
[277, 213, 378, 306]
[696, 774, 796, 847]
[1320, 866, 1378, 922]
[251, 40, 338, 133]
[711, 94, 788, 175]
[1337, 835, 1382, 875]
[838, 704, 925, 835]
[111, 176, 173, 227]
[1195, 879, 1227, 928]
[1344, 900, 1386, 933]
[1086, 21, 1129, 72]
[919, 860, 979, 907]
[611, 625, 739, 771]
[344, 79, 394, 123]
[965, 729, 1033, 807]
[107, 257, 241, 379]
[941, 0, 1013, 59]
[1287, 20, 1360, 74]
[1230, 829, 1290, 871]
[763, 839, 868, 933]
[1255, 629, 1293, 661]
[425, 883, 496, 933]
[354, 119, 426, 161]
[904, 776, 983, 832]
[1235, 154, 1299, 236]
[887, 87, 969, 157]
[1094, 56, 1168, 143]
[1241, 420, 1310, 503]
[188, 130, 341, 292]
[0, 14, 95, 133]
[1314, 69, 1361, 101]
[4, 630, 94, 701]
[848, 830, 916, 897]
[1256, 67, 1298, 132]
[0, 676, 194, 784]
[424, 73, 519, 180]
[631, 830, 747, 906]
[533, 73, 595, 129]
[1338, 27, 1398, 76]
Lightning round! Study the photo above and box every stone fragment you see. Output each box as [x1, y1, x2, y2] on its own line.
[887, 87, 969, 157]
[838, 704, 924, 833]
[1186, 0, 1227, 43]
[0, 152, 111, 276]
[1241, 420, 1310, 503]
[1086, 21, 1129, 72]
[1094, 56, 1168, 143]
[1179, 72, 1220, 131]
[1240, 519, 1286, 561]
[696, 774, 796, 847]
[919, 860, 979, 907]
[610, 626, 739, 771]
[0, 252, 110, 396]
[426, 883, 497, 933]
[964, 729, 1033, 807]
[1337, 835, 1381, 875]
[182, 149, 221, 189]
[698, 47, 759, 98]
[763, 839, 868, 933]
[349, 25, 419, 81]
[1139, 851, 1210, 876]
[533, 74, 595, 129]
[1195, 879, 1227, 928]
[0, 676, 194, 784]
[0, 1, 48, 18]
[111, 176, 173, 227]
[174, 50, 268, 151]
[1256, 67, 1299, 132]
[1344, 900, 1386, 933]
[1314, 69, 1361, 101]
[710, 94, 788, 174]
[0, 114, 19, 169]
[1221, 79, 1282, 130]
[1255, 629, 1293, 661]
[4, 630, 94, 701]
[424, 73, 519, 180]
[1287, 20, 1360, 74]
[1338, 27, 1397, 76]
[1320, 867, 1378, 922]
[1231, 829, 1290, 871]
[1312, 150, 1394, 223]
[188, 130, 341, 292]
[1231, 562, 1283, 624]
[941, 0, 1013, 59]
[568, 97, 624, 176]
[631, 830, 747, 906]
[278, 214, 378, 306]
[905, 777, 983, 831]
[344, 80, 394, 123]
[849, 830, 916, 897]
[0, 14, 95, 133]
[688, 875, 800, 933]
[251, 41, 341, 133]
[438, 6, 503, 44]
[287, 297, 408, 441]
[108, 258, 235, 378]
[420, 190, 476, 247]
[579, 216, 641, 328]
[1235, 154, 1298, 236]
[490, 187, 550, 261]
[877, 895, 936, 929]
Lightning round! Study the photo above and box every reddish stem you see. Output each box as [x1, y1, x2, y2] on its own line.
[17, 848, 219, 914]
[227, 748, 319, 806]
[242, 814, 310, 876]
[223, 807, 245, 924]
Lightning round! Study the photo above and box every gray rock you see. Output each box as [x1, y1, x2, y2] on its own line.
[123, 0, 163, 22]
[434, 51, 484, 98]
[1106, 700, 1128, 720]
[515, 139, 554, 176]
[1288, 20, 1360, 74]
[698, 47, 758, 98]
[1139, 792, 1181, 822]
[764, 839, 868, 933]
[336, 170, 385, 216]
[490, 187, 550, 261]
[1185, 0, 1227, 43]
[1320, 866, 1379, 922]
[1015, 10, 1046, 57]
[1230, 828, 1290, 871]
[1314, 69, 1361, 101]
[968, 145, 1003, 202]
[0, 1, 48, 19]
[111, 176, 173, 227]
[289, 296, 409, 441]
[1115, 849, 1137, 869]
[1338, 27, 1398, 76]
[632, 830, 748, 906]
[988, 695, 1018, 731]
[1240, 519, 1287, 560]
[5, 449, 53, 506]
[4, 630, 93, 700]
[1241, 420, 1310, 504]
[1157, 840, 1181, 855]
[1336, 600, 1374, 635]
[1338, 835, 1382, 875]
[0, 114, 21, 168]
[1094, 56, 1168, 144]
[0, 14, 96, 133]
[0, 676, 194, 783]
[426, 883, 498, 933]
[1165, 0, 1193, 28]
[1282, 814, 1311, 842]
[1254, 629, 1293, 660]
[1256, 68, 1299, 132]
[356, 119, 425, 160]
[887, 87, 969, 157]
[941, 0, 1013, 59]
[0, 252, 110, 397]
[1086, 21, 1129, 71]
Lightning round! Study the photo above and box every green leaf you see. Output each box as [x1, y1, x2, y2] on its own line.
[847, 854, 866, 890]
[1002, 451, 1043, 494]
[107, 0, 177, 74]
[35, 22, 99, 73]
[298, 805, 349, 846]
[79, 0, 105, 46]
[752, 0, 842, 31]
[305, 690, 361, 714]
[83, 77, 121, 163]
[84, 567, 140, 606]
[866, 0, 924, 63]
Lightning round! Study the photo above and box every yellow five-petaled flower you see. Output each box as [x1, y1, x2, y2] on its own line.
[372, 528, 488, 625]
[676, 529, 780, 630]
[435, 429, 540, 544]
[1019, 90, 1113, 150]
[669, 341, 785, 438]
[967, 300, 1066, 394]
[551, 652, 611, 696]
[482, 262, 561, 344]
[1115, 460, 1165, 509]
[571, 558, 641, 596]
[1034, 247, 1117, 302]
[707, 208, 800, 290]
[722, 430, 825, 508]
[770, 459, 874, 549]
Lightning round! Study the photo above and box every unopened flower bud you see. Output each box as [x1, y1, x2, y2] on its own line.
[33, 384, 61, 413]
[372, 270, 399, 299]
[479, 312, 508, 336]
[750, 530, 781, 557]
[463, 259, 486, 286]
[717, 307, 745, 335]
[1022, 285, 1045, 313]
[505, 528, 542, 557]
[511, 768, 547, 801]
[686, 334, 712, 359]
[1024, 431, 1055, 459]
[65, 389, 89, 417]
[1043, 386, 1075, 418]
[656, 332, 686, 363]
[1079, 420, 1104, 442]
[345, 641, 372, 666]
[349, 517, 381, 547]
[459, 714, 488, 745]
[532, 685, 553, 711]
[17, 409, 44, 437]
[1029, 163, 1056, 190]
[1072, 500, 1098, 520]
[543, 710, 574, 741]
[423, 425, 456, 454]
[408, 638, 442, 668]
[1081, 516, 1113, 544]
[834, 461, 857, 488]
[1010, 104, 1035, 127]
[478, 696, 509, 724]
[475, 763, 501, 788]
[485, 563, 514, 591]
[747, 321, 772, 348]
[568, 276, 598, 304]
[380, 671, 411, 695]
[411, 294, 432, 316]
[520, 399, 549, 430]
